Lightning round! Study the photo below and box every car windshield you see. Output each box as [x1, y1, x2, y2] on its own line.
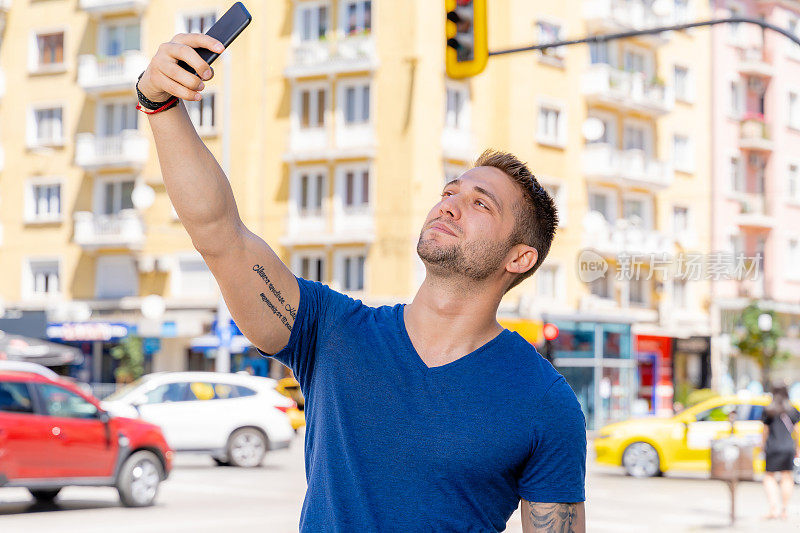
[104, 376, 150, 401]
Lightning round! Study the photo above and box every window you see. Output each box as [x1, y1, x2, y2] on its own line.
[102, 180, 135, 214]
[0, 382, 34, 414]
[344, 84, 370, 125]
[623, 50, 646, 75]
[624, 124, 647, 152]
[299, 172, 324, 212]
[182, 12, 217, 34]
[344, 168, 369, 208]
[299, 88, 326, 128]
[96, 255, 138, 299]
[673, 278, 688, 308]
[36, 32, 64, 68]
[673, 134, 692, 171]
[788, 239, 800, 279]
[536, 265, 559, 299]
[790, 92, 800, 129]
[730, 157, 744, 192]
[299, 255, 325, 282]
[101, 21, 140, 56]
[673, 0, 690, 23]
[790, 164, 800, 200]
[589, 191, 615, 222]
[343, 0, 371, 36]
[298, 3, 329, 41]
[341, 253, 365, 291]
[40, 384, 98, 419]
[176, 256, 217, 297]
[629, 278, 649, 306]
[542, 182, 566, 225]
[537, 21, 564, 60]
[33, 107, 63, 145]
[730, 81, 743, 117]
[100, 101, 138, 136]
[696, 404, 737, 422]
[673, 206, 689, 234]
[589, 41, 609, 65]
[728, 7, 742, 41]
[28, 182, 61, 221]
[589, 276, 613, 299]
[28, 259, 59, 296]
[674, 66, 690, 102]
[587, 114, 615, 144]
[445, 85, 469, 130]
[145, 382, 189, 403]
[538, 105, 564, 147]
[186, 93, 216, 132]
[623, 197, 651, 229]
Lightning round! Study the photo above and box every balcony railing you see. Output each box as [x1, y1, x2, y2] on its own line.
[75, 130, 148, 170]
[583, 143, 673, 188]
[583, 0, 670, 42]
[736, 193, 775, 228]
[738, 47, 773, 78]
[582, 213, 671, 257]
[739, 114, 773, 151]
[285, 34, 377, 78]
[73, 209, 145, 250]
[582, 64, 674, 116]
[281, 208, 375, 246]
[78, 0, 148, 14]
[78, 51, 148, 93]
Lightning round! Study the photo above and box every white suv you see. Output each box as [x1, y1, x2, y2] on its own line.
[101, 372, 295, 467]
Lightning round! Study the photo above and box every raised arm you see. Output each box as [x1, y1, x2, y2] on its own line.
[521, 500, 585, 533]
[138, 33, 297, 354]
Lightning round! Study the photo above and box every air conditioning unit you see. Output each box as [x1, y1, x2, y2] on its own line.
[748, 77, 765, 93]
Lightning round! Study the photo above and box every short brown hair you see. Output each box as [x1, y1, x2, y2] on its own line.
[473, 148, 559, 293]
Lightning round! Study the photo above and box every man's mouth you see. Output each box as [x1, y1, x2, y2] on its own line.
[429, 223, 457, 236]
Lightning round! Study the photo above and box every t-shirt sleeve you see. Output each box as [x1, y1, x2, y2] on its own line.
[761, 407, 773, 426]
[254, 276, 347, 389]
[517, 375, 587, 503]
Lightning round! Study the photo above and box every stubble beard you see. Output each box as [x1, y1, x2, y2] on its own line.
[416, 228, 513, 282]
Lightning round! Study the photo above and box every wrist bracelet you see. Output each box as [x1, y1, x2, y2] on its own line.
[136, 72, 174, 110]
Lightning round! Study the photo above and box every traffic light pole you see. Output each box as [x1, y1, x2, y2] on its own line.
[487, 17, 800, 57]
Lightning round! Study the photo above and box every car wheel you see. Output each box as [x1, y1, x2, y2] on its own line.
[28, 488, 61, 502]
[117, 450, 163, 507]
[622, 442, 661, 478]
[227, 427, 267, 468]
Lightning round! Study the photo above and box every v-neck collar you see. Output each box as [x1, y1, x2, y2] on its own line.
[397, 303, 509, 373]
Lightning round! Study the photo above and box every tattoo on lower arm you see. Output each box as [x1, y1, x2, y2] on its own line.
[253, 264, 295, 332]
[528, 502, 578, 533]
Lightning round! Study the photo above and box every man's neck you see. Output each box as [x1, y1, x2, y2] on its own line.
[403, 275, 504, 367]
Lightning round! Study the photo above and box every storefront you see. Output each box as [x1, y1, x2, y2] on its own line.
[545, 314, 637, 430]
[672, 336, 711, 409]
[46, 321, 138, 383]
[634, 335, 674, 417]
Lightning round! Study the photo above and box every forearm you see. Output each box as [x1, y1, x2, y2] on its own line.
[147, 100, 242, 254]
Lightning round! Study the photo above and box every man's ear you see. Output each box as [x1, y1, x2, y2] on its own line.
[506, 245, 538, 275]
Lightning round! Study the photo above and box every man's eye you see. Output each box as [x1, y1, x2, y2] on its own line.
[441, 191, 452, 197]
[476, 200, 488, 209]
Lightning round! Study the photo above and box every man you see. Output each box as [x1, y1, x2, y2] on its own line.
[138, 33, 586, 532]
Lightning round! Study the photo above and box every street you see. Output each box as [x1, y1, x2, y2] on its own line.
[1, 433, 799, 533]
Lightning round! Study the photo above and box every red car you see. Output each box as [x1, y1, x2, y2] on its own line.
[0, 370, 173, 507]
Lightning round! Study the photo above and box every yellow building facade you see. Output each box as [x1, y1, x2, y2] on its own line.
[0, 0, 712, 399]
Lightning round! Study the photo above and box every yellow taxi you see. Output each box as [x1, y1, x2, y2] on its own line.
[595, 393, 800, 477]
[275, 377, 305, 431]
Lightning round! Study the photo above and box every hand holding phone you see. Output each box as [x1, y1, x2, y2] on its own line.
[137, 2, 252, 103]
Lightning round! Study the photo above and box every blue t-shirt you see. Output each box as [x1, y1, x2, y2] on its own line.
[258, 277, 586, 532]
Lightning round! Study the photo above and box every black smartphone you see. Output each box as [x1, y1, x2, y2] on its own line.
[178, 2, 252, 76]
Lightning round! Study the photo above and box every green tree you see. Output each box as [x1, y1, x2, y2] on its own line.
[110, 335, 145, 384]
[733, 302, 790, 389]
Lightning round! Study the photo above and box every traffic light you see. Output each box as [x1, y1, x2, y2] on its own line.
[541, 323, 559, 363]
[445, 0, 488, 79]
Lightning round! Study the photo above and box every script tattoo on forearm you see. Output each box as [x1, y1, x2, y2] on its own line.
[527, 502, 579, 533]
[253, 264, 297, 332]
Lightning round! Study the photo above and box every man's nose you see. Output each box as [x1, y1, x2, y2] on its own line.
[438, 194, 461, 219]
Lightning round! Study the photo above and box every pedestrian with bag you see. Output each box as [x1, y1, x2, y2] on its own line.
[761, 383, 800, 521]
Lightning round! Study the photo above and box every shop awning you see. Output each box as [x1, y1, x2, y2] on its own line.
[498, 318, 543, 346]
[0, 331, 84, 366]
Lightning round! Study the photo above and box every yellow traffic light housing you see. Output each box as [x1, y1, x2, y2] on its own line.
[445, 0, 488, 79]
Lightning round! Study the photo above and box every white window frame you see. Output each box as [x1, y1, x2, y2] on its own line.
[175, 9, 219, 34]
[185, 91, 217, 136]
[98, 17, 142, 56]
[95, 254, 139, 299]
[789, 91, 800, 130]
[586, 109, 617, 146]
[787, 239, 800, 281]
[538, 176, 568, 227]
[339, 0, 373, 38]
[338, 78, 371, 126]
[588, 273, 615, 302]
[336, 162, 372, 212]
[621, 191, 654, 230]
[627, 277, 651, 308]
[673, 64, 693, 103]
[334, 247, 367, 293]
[672, 133, 694, 173]
[729, 80, 745, 119]
[93, 174, 136, 215]
[727, 3, 745, 45]
[23, 257, 61, 300]
[27, 103, 65, 148]
[587, 185, 618, 224]
[535, 263, 565, 302]
[293, 0, 331, 43]
[536, 17, 566, 64]
[28, 27, 67, 74]
[291, 166, 328, 216]
[24, 176, 64, 224]
[293, 81, 329, 131]
[444, 81, 471, 132]
[729, 153, 745, 194]
[671, 204, 692, 235]
[622, 117, 653, 155]
[291, 251, 327, 283]
[621, 42, 654, 77]
[672, 277, 689, 309]
[169, 251, 218, 299]
[537, 97, 566, 148]
[96, 97, 139, 137]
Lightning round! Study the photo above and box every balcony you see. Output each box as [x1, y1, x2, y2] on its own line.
[739, 114, 773, 151]
[78, 51, 147, 93]
[75, 131, 148, 170]
[735, 193, 775, 229]
[738, 47, 773, 78]
[285, 35, 377, 78]
[583, 143, 673, 189]
[583, 0, 670, 45]
[281, 209, 327, 246]
[582, 212, 671, 257]
[582, 64, 674, 116]
[332, 207, 375, 244]
[73, 210, 145, 250]
[79, 0, 148, 15]
[281, 208, 375, 247]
